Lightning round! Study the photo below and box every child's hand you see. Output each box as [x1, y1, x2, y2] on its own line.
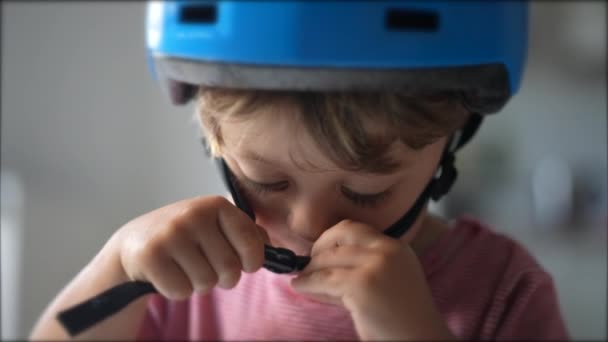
[112, 196, 268, 300]
[290, 220, 454, 341]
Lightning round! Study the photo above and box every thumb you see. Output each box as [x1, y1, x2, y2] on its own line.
[255, 224, 271, 245]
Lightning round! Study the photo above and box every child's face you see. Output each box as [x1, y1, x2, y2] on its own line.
[219, 103, 447, 256]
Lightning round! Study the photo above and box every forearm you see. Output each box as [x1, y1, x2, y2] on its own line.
[29, 234, 149, 341]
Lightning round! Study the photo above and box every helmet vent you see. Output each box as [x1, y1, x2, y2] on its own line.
[180, 4, 217, 24]
[385, 8, 439, 32]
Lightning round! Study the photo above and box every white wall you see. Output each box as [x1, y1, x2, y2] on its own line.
[1, 2, 606, 340]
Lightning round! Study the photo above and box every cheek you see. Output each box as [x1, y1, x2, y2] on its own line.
[344, 174, 432, 237]
[245, 193, 287, 230]
[349, 181, 424, 230]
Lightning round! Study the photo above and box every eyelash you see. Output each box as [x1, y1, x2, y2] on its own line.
[341, 186, 392, 208]
[238, 177, 390, 209]
[248, 181, 289, 195]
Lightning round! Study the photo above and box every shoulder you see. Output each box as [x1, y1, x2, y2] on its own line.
[423, 215, 569, 340]
[426, 215, 555, 298]
[423, 215, 547, 278]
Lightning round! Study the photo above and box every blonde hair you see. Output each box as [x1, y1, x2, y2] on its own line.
[196, 87, 470, 174]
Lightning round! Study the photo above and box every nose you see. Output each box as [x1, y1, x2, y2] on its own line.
[286, 196, 342, 242]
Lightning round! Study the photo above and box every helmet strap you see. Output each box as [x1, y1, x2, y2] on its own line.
[383, 113, 483, 238]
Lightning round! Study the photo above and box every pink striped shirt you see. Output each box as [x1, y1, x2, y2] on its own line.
[137, 216, 569, 340]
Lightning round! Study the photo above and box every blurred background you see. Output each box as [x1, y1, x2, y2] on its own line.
[1, 1, 606, 340]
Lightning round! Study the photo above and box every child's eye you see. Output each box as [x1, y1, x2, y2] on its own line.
[233, 175, 390, 209]
[241, 177, 289, 195]
[341, 186, 391, 209]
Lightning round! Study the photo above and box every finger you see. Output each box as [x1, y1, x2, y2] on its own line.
[303, 244, 373, 273]
[290, 266, 351, 303]
[166, 234, 217, 294]
[292, 246, 372, 304]
[311, 219, 383, 257]
[143, 251, 193, 300]
[217, 203, 266, 272]
[255, 224, 271, 245]
[196, 225, 243, 289]
[293, 292, 341, 306]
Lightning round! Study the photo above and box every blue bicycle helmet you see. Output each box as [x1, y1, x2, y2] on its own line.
[146, 0, 529, 246]
[145, 0, 530, 238]
[146, 1, 528, 114]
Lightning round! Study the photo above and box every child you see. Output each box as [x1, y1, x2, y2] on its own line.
[31, 2, 569, 340]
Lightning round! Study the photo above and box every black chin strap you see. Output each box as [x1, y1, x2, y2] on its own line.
[383, 113, 483, 238]
[217, 158, 255, 219]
